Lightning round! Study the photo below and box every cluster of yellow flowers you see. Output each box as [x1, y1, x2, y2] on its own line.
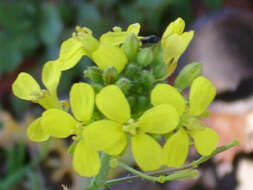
[12, 18, 219, 177]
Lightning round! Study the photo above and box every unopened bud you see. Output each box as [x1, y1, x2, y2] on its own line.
[152, 44, 163, 64]
[84, 66, 103, 83]
[116, 77, 132, 93]
[103, 66, 118, 84]
[140, 71, 155, 89]
[152, 62, 167, 79]
[137, 48, 154, 67]
[91, 82, 104, 93]
[122, 34, 140, 61]
[124, 63, 141, 80]
[137, 96, 149, 113]
[175, 62, 202, 90]
[127, 96, 136, 108]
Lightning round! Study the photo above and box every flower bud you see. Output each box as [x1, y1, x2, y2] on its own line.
[91, 82, 104, 93]
[137, 48, 154, 67]
[136, 96, 149, 113]
[102, 66, 118, 84]
[116, 77, 132, 94]
[175, 62, 202, 90]
[122, 34, 140, 61]
[127, 96, 136, 109]
[140, 70, 155, 90]
[124, 63, 141, 80]
[152, 44, 163, 64]
[84, 66, 103, 83]
[152, 61, 167, 79]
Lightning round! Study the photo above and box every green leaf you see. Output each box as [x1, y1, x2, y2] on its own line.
[189, 76, 216, 116]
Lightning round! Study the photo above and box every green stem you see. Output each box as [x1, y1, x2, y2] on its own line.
[105, 139, 239, 187]
[116, 162, 197, 183]
[86, 153, 111, 190]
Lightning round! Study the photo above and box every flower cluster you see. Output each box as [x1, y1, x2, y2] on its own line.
[12, 18, 219, 177]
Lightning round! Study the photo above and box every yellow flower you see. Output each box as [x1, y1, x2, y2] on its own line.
[161, 18, 194, 77]
[84, 85, 180, 171]
[12, 61, 62, 142]
[55, 23, 140, 73]
[151, 76, 219, 167]
[41, 82, 100, 177]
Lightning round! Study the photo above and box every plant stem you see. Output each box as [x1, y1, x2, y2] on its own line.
[86, 153, 111, 190]
[117, 162, 197, 183]
[105, 139, 239, 187]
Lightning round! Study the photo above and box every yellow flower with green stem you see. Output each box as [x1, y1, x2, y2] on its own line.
[161, 17, 194, 77]
[151, 76, 219, 167]
[55, 23, 140, 73]
[12, 61, 62, 142]
[83, 85, 180, 171]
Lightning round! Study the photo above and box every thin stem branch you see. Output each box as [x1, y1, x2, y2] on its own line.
[117, 162, 197, 183]
[105, 139, 239, 187]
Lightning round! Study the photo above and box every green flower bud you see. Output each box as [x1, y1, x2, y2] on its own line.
[137, 48, 154, 67]
[124, 63, 141, 80]
[127, 96, 136, 109]
[152, 61, 167, 79]
[140, 70, 155, 90]
[116, 77, 132, 94]
[122, 34, 140, 61]
[175, 62, 203, 90]
[103, 66, 119, 85]
[84, 66, 103, 83]
[136, 96, 149, 113]
[91, 82, 104, 93]
[152, 44, 163, 65]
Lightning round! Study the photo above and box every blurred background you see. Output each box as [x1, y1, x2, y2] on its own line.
[1, 0, 253, 189]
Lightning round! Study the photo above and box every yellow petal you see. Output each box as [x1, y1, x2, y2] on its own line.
[189, 76, 216, 116]
[100, 31, 130, 46]
[163, 128, 189, 167]
[96, 85, 130, 123]
[131, 133, 162, 171]
[56, 37, 87, 71]
[100, 23, 140, 46]
[162, 17, 185, 44]
[70, 83, 94, 123]
[27, 117, 49, 142]
[190, 128, 219, 156]
[42, 61, 61, 96]
[163, 31, 194, 64]
[138, 104, 179, 134]
[41, 109, 77, 138]
[73, 140, 101, 177]
[151, 84, 185, 115]
[92, 43, 128, 73]
[12, 72, 41, 101]
[84, 120, 127, 155]
[127, 23, 141, 35]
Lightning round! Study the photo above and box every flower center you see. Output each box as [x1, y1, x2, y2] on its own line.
[123, 119, 138, 136]
[73, 26, 99, 54]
